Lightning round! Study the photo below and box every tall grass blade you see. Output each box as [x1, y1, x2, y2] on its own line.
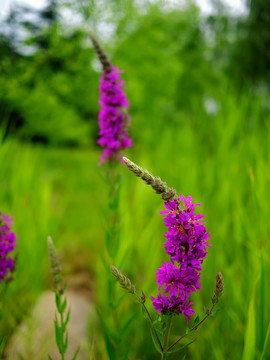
[260, 322, 270, 360]
[242, 278, 258, 360]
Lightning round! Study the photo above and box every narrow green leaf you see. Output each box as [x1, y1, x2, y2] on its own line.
[109, 196, 118, 210]
[260, 321, 270, 360]
[209, 308, 219, 317]
[63, 308, 71, 330]
[122, 344, 132, 360]
[111, 293, 126, 309]
[106, 230, 112, 258]
[48, 355, 53, 360]
[150, 327, 162, 354]
[55, 293, 61, 312]
[54, 312, 60, 329]
[193, 315, 200, 327]
[60, 297, 67, 314]
[104, 334, 116, 360]
[151, 315, 164, 336]
[242, 278, 258, 360]
[259, 253, 265, 351]
[141, 306, 151, 322]
[118, 248, 130, 269]
[101, 254, 110, 274]
[97, 310, 118, 342]
[72, 346, 80, 360]
[54, 319, 62, 352]
[111, 232, 120, 258]
[141, 291, 146, 304]
[152, 318, 161, 326]
[62, 331, 68, 353]
[108, 279, 114, 307]
[120, 313, 138, 338]
[167, 338, 196, 354]
[115, 174, 123, 187]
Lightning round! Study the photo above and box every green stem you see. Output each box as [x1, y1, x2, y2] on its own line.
[60, 307, 65, 360]
[110, 276, 119, 327]
[167, 303, 216, 352]
[105, 164, 122, 356]
[135, 294, 163, 352]
[107, 164, 121, 259]
[161, 316, 172, 359]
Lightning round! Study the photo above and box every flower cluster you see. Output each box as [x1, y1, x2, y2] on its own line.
[98, 66, 132, 164]
[151, 195, 210, 323]
[0, 213, 16, 282]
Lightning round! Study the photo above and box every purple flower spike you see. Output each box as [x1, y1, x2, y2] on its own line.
[122, 158, 213, 324]
[151, 196, 210, 323]
[0, 212, 17, 282]
[89, 33, 132, 164]
[97, 66, 132, 164]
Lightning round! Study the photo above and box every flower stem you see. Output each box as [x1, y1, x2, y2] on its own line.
[60, 309, 65, 360]
[107, 164, 121, 259]
[161, 316, 172, 359]
[167, 303, 216, 352]
[134, 294, 163, 352]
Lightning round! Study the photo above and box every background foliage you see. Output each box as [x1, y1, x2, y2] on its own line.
[0, 0, 269, 359]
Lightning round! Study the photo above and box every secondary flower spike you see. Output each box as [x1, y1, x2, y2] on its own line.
[90, 33, 132, 164]
[110, 265, 136, 294]
[122, 158, 210, 323]
[0, 212, 17, 282]
[122, 157, 176, 201]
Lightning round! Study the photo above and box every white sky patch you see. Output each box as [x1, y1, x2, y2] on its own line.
[194, 0, 213, 14]
[1, 0, 248, 19]
[222, 0, 247, 15]
[194, 0, 247, 15]
[0, 0, 46, 19]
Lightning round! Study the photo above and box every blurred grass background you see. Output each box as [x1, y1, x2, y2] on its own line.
[0, 0, 269, 359]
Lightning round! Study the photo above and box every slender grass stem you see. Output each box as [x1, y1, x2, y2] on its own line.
[134, 294, 163, 351]
[161, 316, 172, 360]
[60, 310, 65, 360]
[167, 303, 216, 352]
[104, 163, 123, 357]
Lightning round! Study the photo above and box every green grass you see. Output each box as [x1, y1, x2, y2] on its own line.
[0, 87, 269, 359]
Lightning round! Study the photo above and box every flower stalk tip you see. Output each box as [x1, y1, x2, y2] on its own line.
[47, 236, 63, 289]
[212, 271, 224, 305]
[122, 159, 212, 323]
[110, 265, 136, 294]
[90, 35, 132, 164]
[122, 157, 176, 201]
[89, 32, 112, 73]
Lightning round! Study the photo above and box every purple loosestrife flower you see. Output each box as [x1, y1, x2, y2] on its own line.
[0, 213, 16, 282]
[89, 33, 132, 164]
[123, 158, 212, 324]
[151, 195, 210, 323]
[97, 67, 132, 164]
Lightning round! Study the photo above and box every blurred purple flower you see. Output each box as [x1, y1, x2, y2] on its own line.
[97, 66, 132, 164]
[151, 195, 210, 323]
[0, 213, 16, 282]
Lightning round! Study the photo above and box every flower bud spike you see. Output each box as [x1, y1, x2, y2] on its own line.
[91, 37, 132, 164]
[122, 157, 176, 201]
[212, 272, 224, 305]
[89, 32, 112, 73]
[47, 236, 63, 289]
[110, 265, 136, 294]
